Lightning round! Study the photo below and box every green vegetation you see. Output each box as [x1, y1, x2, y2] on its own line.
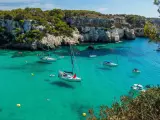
[64, 10, 102, 18]
[151, 0, 160, 42]
[87, 87, 160, 120]
[15, 30, 44, 43]
[143, 0, 160, 42]
[0, 26, 14, 44]
[125, 15, 146, 27]
[144, 21, 158, 41]
[0, 8, 75, 43]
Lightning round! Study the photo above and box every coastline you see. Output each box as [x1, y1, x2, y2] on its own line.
[0, 9, 149, 51]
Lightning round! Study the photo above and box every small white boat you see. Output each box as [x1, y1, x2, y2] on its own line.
[132, 69, 141, 73]
[103, 61, 118, 67]
[131, 84, 144, 91]
[58, 71, 81, 82]
[50, 74, 55, 77]
[156, 48, 160, 51]
[40, 56, 56, 63]
[59, 56, 64, 59]
[116, 41, 123, 44]
[89, 55, 97, 58]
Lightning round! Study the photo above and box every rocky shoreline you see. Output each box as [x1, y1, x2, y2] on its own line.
[0, 16, 145, 51]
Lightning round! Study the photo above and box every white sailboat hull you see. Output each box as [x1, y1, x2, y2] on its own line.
[58, 71, 81, 82]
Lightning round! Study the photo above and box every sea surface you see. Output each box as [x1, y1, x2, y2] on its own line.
[0, 38, 159, 120]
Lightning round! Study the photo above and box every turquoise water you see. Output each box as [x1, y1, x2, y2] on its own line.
[0, 38, 159, 120]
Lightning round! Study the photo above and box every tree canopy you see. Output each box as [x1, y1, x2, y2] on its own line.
[144, 21, 158, 41]
[87, 87, 160, 120]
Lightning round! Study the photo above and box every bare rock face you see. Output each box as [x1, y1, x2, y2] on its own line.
[110, 29, 120, 42]
[71, 17, 114, 28]
[134, 28, 145, 37]
[78, 27, 121, 42]
[0, 19, 32, 34]
[69, 17, 137, 42]
[23, 20, 32, 32]
[124, 28, 136, 40]
[40, 28, 81, 49]
[116, 28, 124, 39]
[79, 27, 108, 42]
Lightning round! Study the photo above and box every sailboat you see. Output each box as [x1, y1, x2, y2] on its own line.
[39, 46, 57, 63]
[103, 43, 118, 67]
[58, 43, 81, 82]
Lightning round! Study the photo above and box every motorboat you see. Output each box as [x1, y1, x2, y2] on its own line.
[116, 41, 123, 44]
[40, 56, 56, 63]
[131, 84, 144, 91]
[58, 71, 81, 82]
[89, 55, 97, 58]
[132, 69, 141, 73]
[103, 61, 118, 67]
[156, 47, 160, 51]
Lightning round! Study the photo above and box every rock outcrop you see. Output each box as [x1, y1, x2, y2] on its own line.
[70, 17, 114, 28]
[70, 17, 138, 42]
[124, 28, 136, 40]
[0, 16, 145, 50]
[134, 28, 145, 37]
[40, 28, 81, 49]
[0, 19, 32, 33]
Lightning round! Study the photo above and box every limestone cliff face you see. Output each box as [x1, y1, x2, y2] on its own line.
[23, 20, 32, 32]
[134, 28, 145, 37]
[40, 28, 81, 49]
[124, 28, 136, 40]
[69, 17, 138, 42]
[0, 19, 32, 33]
[70, 17, 114, 28]
[0, 16, 144, 50]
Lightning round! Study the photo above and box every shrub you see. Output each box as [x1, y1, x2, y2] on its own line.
[87, 87, 160, 120]
[4, 14, 12, 20]
[144, 21, 158, 41]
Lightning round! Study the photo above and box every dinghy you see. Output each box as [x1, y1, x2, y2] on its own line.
[132, 69, 141, 73]
[156, 48, 160, 51]
[58, 42, 81, 82]
[40, 56, 56, 63]
[89, 55, 97, 58]
[131, 84, 144, 91]
[116, 41, 123, 44]
[103, 61, 118, 67]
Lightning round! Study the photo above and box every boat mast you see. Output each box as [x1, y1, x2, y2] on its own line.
[70, 44, 74, 73]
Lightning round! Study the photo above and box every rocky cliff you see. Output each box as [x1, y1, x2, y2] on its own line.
[0, 16, 145, 50]
[68, 17, 138, 42]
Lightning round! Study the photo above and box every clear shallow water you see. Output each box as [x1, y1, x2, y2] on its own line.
[0, 38, 159, 120]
